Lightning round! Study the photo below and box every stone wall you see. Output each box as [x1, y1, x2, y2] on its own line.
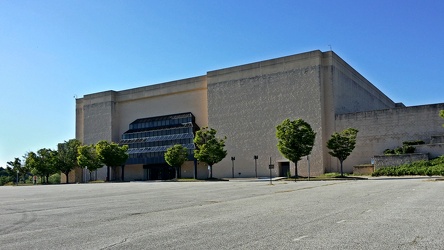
[431, 135, 444, 144]
[335, 103, 444, 173]
[415, 143, 444, 158]
[373, 153, 429, 169]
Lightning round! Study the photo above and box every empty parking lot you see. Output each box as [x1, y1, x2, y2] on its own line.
[1, 178, 443, 249]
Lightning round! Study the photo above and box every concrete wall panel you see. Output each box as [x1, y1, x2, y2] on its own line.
[207, 51, 325, 178]
[335, 103, 444, 173]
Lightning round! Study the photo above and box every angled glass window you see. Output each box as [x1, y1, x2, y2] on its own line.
[120, 112, 199, 165]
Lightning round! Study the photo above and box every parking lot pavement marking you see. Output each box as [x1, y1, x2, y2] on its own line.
[293, 235, 309, 241]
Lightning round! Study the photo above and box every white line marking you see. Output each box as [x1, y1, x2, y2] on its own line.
[336, 220, 346, 224]
[293, 235, 309, 241]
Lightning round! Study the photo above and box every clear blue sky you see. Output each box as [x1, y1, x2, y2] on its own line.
[1, 0, 443, 167]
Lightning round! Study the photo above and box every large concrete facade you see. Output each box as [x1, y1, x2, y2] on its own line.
[206, 50, 396, 177]
[75, 76, 209, 181]
[74, 50, 443, 181]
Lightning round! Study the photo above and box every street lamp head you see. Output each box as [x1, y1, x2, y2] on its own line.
[254, 155, 258, 159]
[231, 157, 235, 161]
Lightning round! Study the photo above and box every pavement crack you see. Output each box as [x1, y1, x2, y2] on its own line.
[99, 237, 128, 249]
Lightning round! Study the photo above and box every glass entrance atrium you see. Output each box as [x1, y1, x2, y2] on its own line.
[120, 112, 199, 165]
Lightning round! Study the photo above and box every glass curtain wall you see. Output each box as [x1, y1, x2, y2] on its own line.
[119, 112, 199, 165]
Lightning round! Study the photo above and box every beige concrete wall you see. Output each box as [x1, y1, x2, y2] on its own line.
[77, 76, 208, 144]
[115, 76, 208, 140]
[335, 103, 444, 173]
[78, 91, 117, 145]
[181, 161, 195, 178]
[329, 52, 396, 114]
[75, 76, 208, 181]
[180, 161, 208, 179]
[415, 143, 444, 158]
[321, 52, 397, 173]
[123, 164, 144, 181]
[75, 99, 84, 143]
[207, 50, 326, 178]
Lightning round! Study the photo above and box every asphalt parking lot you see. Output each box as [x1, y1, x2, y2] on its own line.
[1, 178, 443, 249]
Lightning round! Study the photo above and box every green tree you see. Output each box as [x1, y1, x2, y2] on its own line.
[6, 157, 28, 183]
[193, 127, 227, 179]
[77, 144, 103, 181]
[56, 139, 81, 184]
[440, 110, 444, 127]
[164, 144, 188, 179]
[276, 118, 316, 181]
[326, 128, 359, 177]
[0, 167, 13, 186]
[26, 149, 58, 184]
[95, 140, 129, 181]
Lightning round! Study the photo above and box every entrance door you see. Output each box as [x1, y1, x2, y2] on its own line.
[144, 164, 175, 180]
[279, 162, 290, 177]
[143, 168, 149, 181]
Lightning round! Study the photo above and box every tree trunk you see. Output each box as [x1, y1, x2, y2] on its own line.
[175, 167, 178, 180]
[294, 161, 298, 182]
[64, 172, 69, 184]
[209, 165, 213, 179]
[121, 165, 125, 182]
[106, 166, 110, 181]
[340, 160, 344, 177]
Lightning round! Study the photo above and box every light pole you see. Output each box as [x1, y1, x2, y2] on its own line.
[16, 170, 19, 186]
[268, 157, 274, 185]
[231, 157, 235, 178]
[254, 155, 258, 178]
[84, 166, 88, 183]
[307, 155, 311, 181]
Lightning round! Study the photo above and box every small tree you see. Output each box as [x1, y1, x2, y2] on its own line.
[164, 144, 188, 179]
[6, 157, 27, 183]
[56, 139, 81, 184]
[193, 127, 227, 179]
[26, 148, 58, 184]
[440, 110, 444, 127]
[95, 140, 129, 181]
[77, 144, 103, 181]
[276, 118, 316, 181]
[326, 128, 359, 177]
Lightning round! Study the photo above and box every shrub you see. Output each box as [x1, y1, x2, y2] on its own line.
[0, 176, 13, 186]
[402, 140, 425, 146]
[383, 140, 424, 155]
[384, 149, 395, 155]
[372, 158, 444, 177]
[48, 173, 61, 184]
[402, 145, 416, 154]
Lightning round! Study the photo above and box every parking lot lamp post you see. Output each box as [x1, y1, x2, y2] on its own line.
[231, 157, 235, 178]
[268, 157, 274, 185]
[16, 170, 19, 186]
[254, 155, 258, 178]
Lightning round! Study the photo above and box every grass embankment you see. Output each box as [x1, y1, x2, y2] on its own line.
[372, 156, 444, 177]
